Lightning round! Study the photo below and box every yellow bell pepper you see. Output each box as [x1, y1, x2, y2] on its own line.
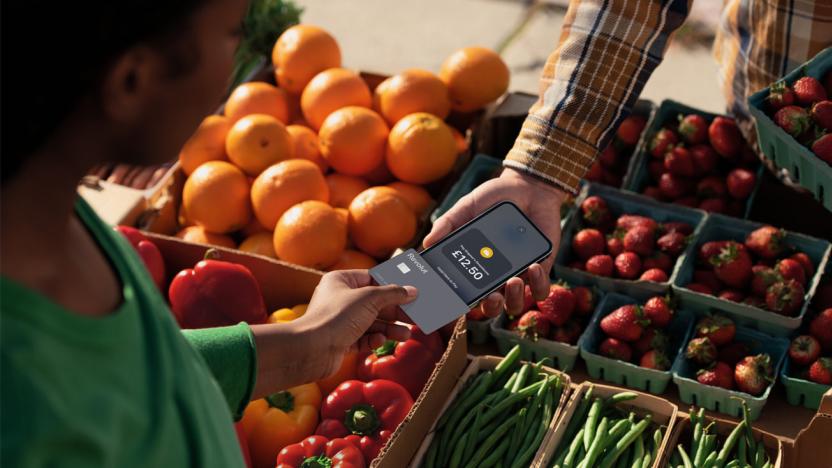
[267, 304, 308, 323]
[240, 382, 322, 468]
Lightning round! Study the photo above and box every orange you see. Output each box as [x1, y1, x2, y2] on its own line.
[224, 82, 290, 124]
[182, 161, 251, 233]
[226, 114, 292, 176]
[387, 181, 434, 216]
[286, 124, 328, 172]
[273, 25, 341, 94]
[273, 200, 347, 269]
[450, 126, 469, 154]
[239, 232, 277, 258]
[439, 47, 509, 112]
[300, 68, 371, 130]
[335, 208, 349, 227]
[179, 115, 231, 176]
[373, 69, 451, 125]
[327, 250, 378, 270]
[326, 173, 369, 208]
[348, 187, 417, 258]
[386, 112, 457, 184]
[318, 107, 388, 176]
[176, 225, 236, 248]
[251, 159, 329, 230]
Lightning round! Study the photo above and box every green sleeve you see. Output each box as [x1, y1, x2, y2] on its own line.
[182, 323, 257, 420]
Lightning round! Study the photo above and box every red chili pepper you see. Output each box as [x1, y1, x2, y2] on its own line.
[315, 380, 413, 462]
[234, 422, 252, 468]
[276, 435, 365, 468]
[168, 250, 267, 329]
[357, 325, 443, 398]
[114, 226, 166, 290]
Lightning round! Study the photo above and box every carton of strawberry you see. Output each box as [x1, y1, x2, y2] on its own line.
[765, 74, 832, 165]
[779, 308, 832, 408]
[579, 292, 693, 393]
[584, 108, 651, 188]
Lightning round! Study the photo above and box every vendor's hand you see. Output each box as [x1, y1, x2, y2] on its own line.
[424, 167, 567, 319]
[251, 270, 416, 396]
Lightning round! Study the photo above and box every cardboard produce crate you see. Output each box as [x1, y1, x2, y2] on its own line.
[783, 389, 832, 467]
[409, 354, 573, 467]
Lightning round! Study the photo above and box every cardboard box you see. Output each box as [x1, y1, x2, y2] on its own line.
[784, 388, 832, 468]
[537, 381, 679, 468]
[661, 411, 783, 468]
[409, 354, 573, 467]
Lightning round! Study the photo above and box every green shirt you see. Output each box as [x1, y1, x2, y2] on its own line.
[1, 199, 257, 467]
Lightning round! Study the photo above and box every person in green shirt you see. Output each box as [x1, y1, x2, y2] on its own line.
[0, 0, 441, 466]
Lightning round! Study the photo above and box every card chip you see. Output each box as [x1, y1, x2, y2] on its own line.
[396, 262, 411, 274]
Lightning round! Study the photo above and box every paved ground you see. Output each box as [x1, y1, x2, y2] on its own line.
[300, 0, 725, 113]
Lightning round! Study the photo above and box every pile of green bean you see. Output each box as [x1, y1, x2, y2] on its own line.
[550, 386, 665, 468]
[670, 403, 773, 468]
[421, 345, 564, 468]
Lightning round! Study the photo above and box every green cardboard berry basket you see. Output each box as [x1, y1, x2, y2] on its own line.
[465, 316, 495, 345]
[748, 47, 832, 210]
[670, 323, 789, 420]
[580, 292, 695, 394]
[430, 153, 502, 223]
[554, 182, 707, 297]
[780, 357, 830, 410]
[671, 213, 831, 337]
[622, 99, 764, 218]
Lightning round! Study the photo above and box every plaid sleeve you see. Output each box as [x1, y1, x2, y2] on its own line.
[504, 0, 692, 194]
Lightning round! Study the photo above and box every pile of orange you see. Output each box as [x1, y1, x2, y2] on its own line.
[176, 24, 509, 270]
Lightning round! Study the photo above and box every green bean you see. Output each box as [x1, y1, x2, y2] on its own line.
[640, 452, 653, 468]
[677, 444, 693, 468]
[480, 436, 511, 468]
[754, 442, 766, 468]
[479, 380, 547, 429]
[511, 387, 553, 468]
[670, 449, 682, 467]
[563, 386, 594, 445]
[463, 412, 521, 468]
[761, 461, 771, 468]
[512, 364, 531, 392]
[695, 433, 713, 467]
[438, 371, 490, 429]
[614, 445, 630, 468]
[462, 405, 484, 462]
[492, 345, 522, 386]
[440, 399, 488, 465]
[724, 461, 739, 468]
[693, 411, 704, 462]
[580, 416, 611, 468]
[702, 450, 717, 468]
[632, 432, 645, 467]
[551, 439, 569, 468]
[597, 416, 651, 468]
[584, 397, 604, 451]
[562, 427, 585, 468]
[605, 392, 639, 407]
[424, 436, 439, 468]
[716, 420, 746, 468]
[515, 376, 551, 459]
[448, 432, 468, 468]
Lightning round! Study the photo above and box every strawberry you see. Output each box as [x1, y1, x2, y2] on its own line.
[675, 196, 699, 208]
[522, 285, 535, 313]
[640, 268, 668, 282]
[643, 296, 674, 328]
[599, 145, 619, 169]
[643, 186, 663, 200]
[768, 81, 795, 110]
[766, 280, 805, 315]
[599, 337, 633, 361]
[794, 76, 828, 105]
[537, 284, 576, 326]
[572, 228, 606, 260]
[811, 100, 832, 131]
[686, 337, 717, 365]
[616, 215, 658, 233]
[812, 133, 832, 165]
[735, 354, 774, 396]
[808, 358, 832, 385]
[711, 242, 753, 288]
[585, 161, 603, 182]
[647, 159, 667, 181]
[809, 309, 832, 350]
[678, 114, 709, 144]
[615, 252, 642, 279]
[634, 327, 669, 356]
[697, 176, 727, 199]
[719, 342, 751, 366]
[665, 146, 697, 176]
[708, 116, 743, 158]
[699, 240, 730, 264]
[640, 350, 670, 370]
[644, 252, 673, 273]
[789, 252, 815, 278]
[726, 168, 757, 199]
[745, 226, 786, 259]
[551, 319, 582, 344]
[607, 233, 625, 257]
[649, 128, 678, 158]
[662, 221, 694, 235]
[580, 196, 612, 228]
[718, 289, 745, 303]
[572, 286, 595, 316]
[516, 311, 550, 340]
[774, 105, 812, 137]
[600, 304, 648, 341]
[697, 362, 735, 389]
[751, 265, 780, 297]
[623, 226, 655, 256]
[696, 315, 736, 346]
[776, 258, 807, 286]
[659, 173, 693, 199]
[586, 255, 614, 276]
[617, 115, 647, 146]
[738, 144, 759, 166]
[789, 335, 821, 366]
[690, 144, 718, 175]
[657, 231, 687, 257]
[694, 269, 723, 292]
[699, 198, 727, 214]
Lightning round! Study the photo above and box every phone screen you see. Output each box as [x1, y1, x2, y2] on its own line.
[421, 201, 552, 305]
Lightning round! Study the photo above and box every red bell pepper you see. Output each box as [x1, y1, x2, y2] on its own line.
[114, 226, 165, 290]
[276, 435, 365, 468]
[234, 422, 252, 468]
[168, 251, 267, 329]
[315, 380, 413, 462]
[357, 325, 443, 398]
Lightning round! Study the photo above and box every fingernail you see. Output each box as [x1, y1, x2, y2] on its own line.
[513, 282, 522, 297]
[403, 285, 418, 298]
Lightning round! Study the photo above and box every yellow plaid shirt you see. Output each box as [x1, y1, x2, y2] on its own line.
[505, 0, 832, 195]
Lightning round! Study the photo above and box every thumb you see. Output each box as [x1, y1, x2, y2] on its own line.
[361, 284, 418, 311]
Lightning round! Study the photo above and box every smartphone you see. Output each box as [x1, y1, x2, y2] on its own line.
[369, 201, 552, 334]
